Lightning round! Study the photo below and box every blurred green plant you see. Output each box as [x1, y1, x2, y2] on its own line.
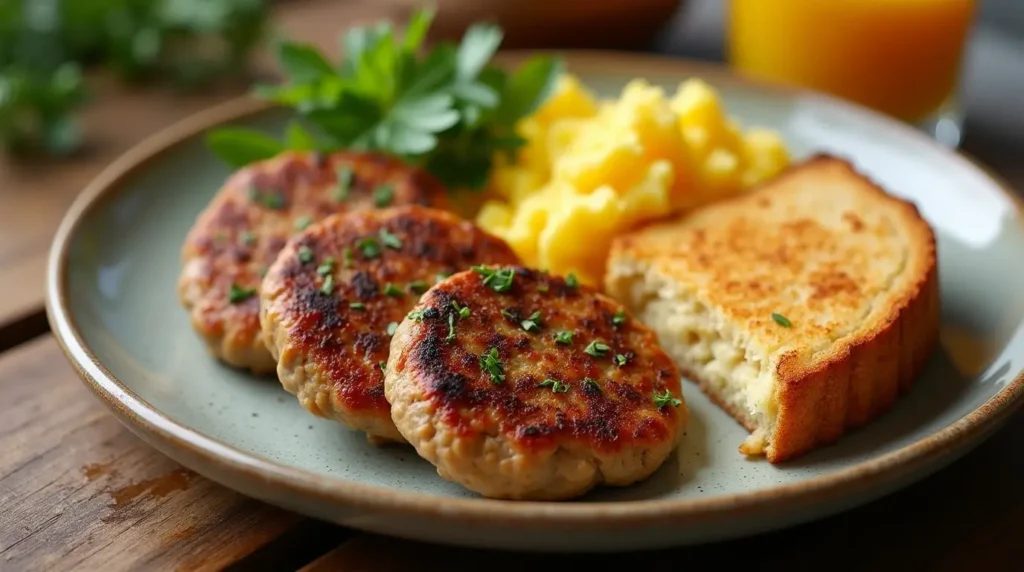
[0, 0, 268, 157]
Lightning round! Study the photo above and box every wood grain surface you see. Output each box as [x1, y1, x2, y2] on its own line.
[0, 337, 343, 572]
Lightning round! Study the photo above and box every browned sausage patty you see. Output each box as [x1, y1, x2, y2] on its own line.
[259, 205, 521, 443]
[384, 267, 688, 500]
[178, 150, 451, 374]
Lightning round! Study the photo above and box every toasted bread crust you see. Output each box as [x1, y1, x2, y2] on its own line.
[605, 154, 940, 463]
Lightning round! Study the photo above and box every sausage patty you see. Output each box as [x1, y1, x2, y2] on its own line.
[259, 206, 521, 443]
[384, 266, 688, 500]
[178, 150, 451, 374]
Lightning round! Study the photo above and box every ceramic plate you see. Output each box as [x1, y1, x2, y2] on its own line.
[46, 52, 1024, 552]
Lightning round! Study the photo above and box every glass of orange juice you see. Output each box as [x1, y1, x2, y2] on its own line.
[727, 0, 979, 147]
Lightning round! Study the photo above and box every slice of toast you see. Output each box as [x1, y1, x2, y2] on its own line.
[604, 154, 940, 463]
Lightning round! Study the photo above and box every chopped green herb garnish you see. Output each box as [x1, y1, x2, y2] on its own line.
[554, 331, 573, 345]
[316, 257, 336, 276]
[228, 283, 256, 303]
[407, 308, 427, 321]
[320, 275, 335, 295]
[386, 322, 398, 336]
[247, 187, 285, 209]
[537, 283, 549, 293]
[372, 184, 394, 207]
[538, 378, 569, 393]
[445, 313, 456, 342]
[298, 246, 314, 264]
[653, 389, 682, 409]
[294, 215, 314, 231]
[435, 272, 451, 283]
[379, 361, 387, 374]
[479, 348, 505, 385]
[452, 301, 470, 319]
[357, 237, 382, 258]
[239, 231, 256, 246]
[612, 310, 627, 327]
[383, 283, 403, 297]
[772, 312, 792, 327]
[582, 378, 601, 392]
[408, 280, 429, 294]
[379, 228, 402, 249]
[334, 166, 353, 201]
[520, 311, 542, 333]
[614, 353, 629, 367]
[343, 247, 354, 267]
[565, 273, 578, 288]
[472, 265, 515, 292]
[501, 309, 516, 322]
[584, 340, 611, 357]
[349, 302, 366, 310]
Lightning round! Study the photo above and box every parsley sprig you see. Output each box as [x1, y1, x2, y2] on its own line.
[205, 8, 563, 191]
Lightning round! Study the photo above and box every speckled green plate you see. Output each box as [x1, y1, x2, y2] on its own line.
[45, 52, 1024, 552]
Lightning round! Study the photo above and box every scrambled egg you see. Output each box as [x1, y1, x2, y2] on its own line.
[475, 75, 790, 286]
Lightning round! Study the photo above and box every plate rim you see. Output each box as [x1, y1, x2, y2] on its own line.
[45, 50, 1024, 529]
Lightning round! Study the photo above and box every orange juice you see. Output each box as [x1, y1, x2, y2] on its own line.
[727, 0, 977, 123]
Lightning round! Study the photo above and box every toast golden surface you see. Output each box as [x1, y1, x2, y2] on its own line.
[604, 154, 940, 462]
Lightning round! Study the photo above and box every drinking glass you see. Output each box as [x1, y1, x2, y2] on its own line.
[726, 0, 979, 148]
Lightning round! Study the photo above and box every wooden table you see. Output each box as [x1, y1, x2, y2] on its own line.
[2, 2, 1023, 571]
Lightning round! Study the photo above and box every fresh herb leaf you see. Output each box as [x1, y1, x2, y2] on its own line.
[500, 309, 517, 322]
[317, 257, 336, 276]
[614, 354, 629, 367]
[357, 237, 382, 258]
[554, 331, 573, 345]
[472, 265, 514, 292]
[207, 128, 285, 168]
[538, 378, 569, 393]
[383, 283, 403, 297]
[333, 166, 354, 201]
[445, 313, 456, 342]
[612, 310, 627, 327]
[772, 312, 792, 327]
[373, 184, 394, 207]
[320, 274, 335, 295]
[386, 321, 398, 336]
[565, 273, 579, 289]
[584, 340, 611, 357]
[203, 9, 563, 192]
[653, 390, 682, 409]
[343, 247, 354, 266]
[379, 361, 387, 374]
[285, 120, 319, 150]
[582, 378, 601, 393]
[407, 308, 427, 321]
[452, 301, 470, 319]
[298, 246, 314, 263]
[379, 228, 402, 249]
[349, 301, 366, 310]
[479, 347, 504, 385]
[435, 272, 451, 282]
[228, 283, 256, 303]
[520, 311, 542, 332]
[294, 215, 314, 231]
[408, 280, 429, 294]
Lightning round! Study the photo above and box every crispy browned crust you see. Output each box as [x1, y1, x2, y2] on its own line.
[393, 267, 688, 455]
[767, 211, 939, 463]
[260, 205, 521, 433]
[178, 149, 451, 373]
[606, 154, 940, 463]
